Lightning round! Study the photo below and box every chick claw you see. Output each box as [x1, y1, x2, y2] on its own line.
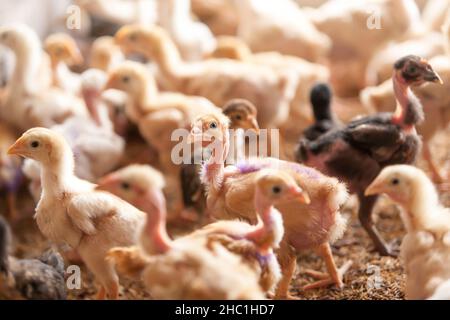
[302, 260, 353, 291]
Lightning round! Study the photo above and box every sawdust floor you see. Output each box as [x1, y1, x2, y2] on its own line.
[2, 127, 449, 300]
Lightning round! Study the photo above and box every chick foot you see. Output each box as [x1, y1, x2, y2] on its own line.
[268, 292, 301, 300]
[302, 260, 353, 291]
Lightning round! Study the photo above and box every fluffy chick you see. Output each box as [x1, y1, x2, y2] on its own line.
[101, 165, 264, 299]
[366, 165, 450, 299]
[7, 128, 145, 299]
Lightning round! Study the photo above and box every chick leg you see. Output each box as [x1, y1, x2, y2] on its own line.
[274, 244, 299, 300]
[423, 142, 444, 184]
[358, 193, 397, 257]
[302, 243, 353, 290]
[82, 251, 120, 300]
[96, 286, 106, 300]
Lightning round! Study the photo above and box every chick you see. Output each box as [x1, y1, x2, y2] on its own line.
[44, 33, 84, 95]
[302, 83, 341, 141]
[7, 128, 145, 299]
[0, 216, 66, 300]
[101, 165, 264, 299]
[366, 165, 450, 299]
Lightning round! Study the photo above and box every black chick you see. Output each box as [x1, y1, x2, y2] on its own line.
[303, 83, 340, 141]
[0, 216, 67, 299]
[296, 55, 442, 256]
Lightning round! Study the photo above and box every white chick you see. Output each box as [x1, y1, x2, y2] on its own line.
[23, 69, 125, 200]
[157, 0, 216, 61]
[366, 165, 450, 300]
[7, 128, 145, 299]
[0, 24, 87, 131]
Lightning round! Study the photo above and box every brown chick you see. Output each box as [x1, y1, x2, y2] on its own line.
[114, 25, 296, 128]
[188, 113, 352, 299]
[366, 165, 450, 299]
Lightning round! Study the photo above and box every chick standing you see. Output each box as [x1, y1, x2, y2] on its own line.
[7, 128, 145, 299]
[366, 165, 450, 299]
[188, 113, 351, 298]
[297, 55, 443, 256]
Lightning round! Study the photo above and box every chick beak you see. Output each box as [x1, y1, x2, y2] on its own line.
[248, 116, 260, 134]
[7, 138, 27, 157]
[187, 126, 203, 144]
[365, 179, 384, 196]
[290, 186, 310, 205]
[104, 76, 118, 91]
[70, 47, 84, 66]
[96, 174, 119, 192]
[423, 68, 443, 84]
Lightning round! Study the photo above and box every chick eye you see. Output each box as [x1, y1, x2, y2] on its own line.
[122, 76, 130, 83]
[407, 65, 417, 74]
[391, 178, 400, 186]
[272, 186, 281, 194]
[129, 34, 137, 42]
[30, 141, 39, 148]
[235, 115, 242, 120]
[209, 122, 217, 129]
[121, 182, 130, 190]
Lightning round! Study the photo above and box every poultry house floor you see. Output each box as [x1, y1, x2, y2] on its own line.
[2, 128, 449, 300]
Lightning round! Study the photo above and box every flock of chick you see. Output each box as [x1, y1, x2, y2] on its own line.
[0, 0, 450, 300]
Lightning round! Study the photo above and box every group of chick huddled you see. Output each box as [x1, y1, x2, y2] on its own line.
[0, 0, 450, 300]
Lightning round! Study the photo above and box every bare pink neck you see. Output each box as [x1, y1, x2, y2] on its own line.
[391, 73, 423, 129]
[142, 203, 172, 254]
[204, 133, 229, 193]
[245, 191, 278, 253]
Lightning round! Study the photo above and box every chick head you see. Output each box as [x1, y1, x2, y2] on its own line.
[115, 24, 168, 58]
[97, 164, 165, 213]
[255, 169, 310, 206]
[188, 113, 230, 148]
[7, 127, 70, 165]
[394, 55, 443, 86]
[105, 61, 149, 98]
[222, 99, 259, 133]
[44, 33, 83, 66]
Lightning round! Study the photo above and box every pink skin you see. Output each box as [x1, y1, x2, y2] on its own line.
[82, 88, 103, 127]
[135, 188, 172, 254]
[391, 72, 415, 132]
[246, 185, 308, 255]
